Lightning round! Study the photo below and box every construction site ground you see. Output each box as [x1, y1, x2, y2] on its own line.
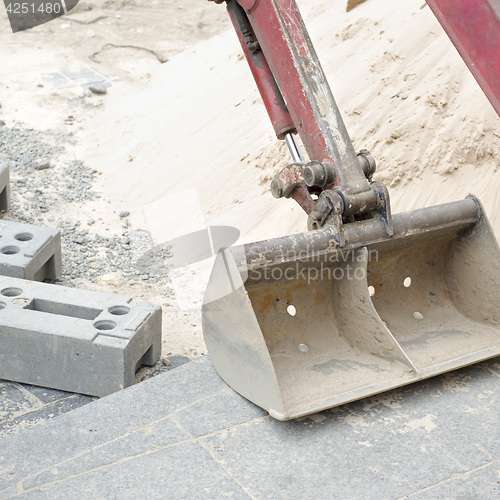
[0, 357, 499, 498]
[0, 0, 498, 498]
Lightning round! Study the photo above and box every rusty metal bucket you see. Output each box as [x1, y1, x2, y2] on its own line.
[202, 197, 500, 420]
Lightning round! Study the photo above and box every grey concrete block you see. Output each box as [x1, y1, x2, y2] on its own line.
[0, 164, 9, 212]
[0, 276, 162, 397]
[0, 220, 61, 281]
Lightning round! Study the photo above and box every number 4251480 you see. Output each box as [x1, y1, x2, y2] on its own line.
[6, 3, 62, 14]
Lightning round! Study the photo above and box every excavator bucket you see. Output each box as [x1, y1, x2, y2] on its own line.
[203, 0, 500, 419]
[202, 198, 500, 420]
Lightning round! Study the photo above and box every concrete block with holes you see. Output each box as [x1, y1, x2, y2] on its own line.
[0, 220, 61, 281]
[0, 276, 162, 397]
[0, 163, 10, 211]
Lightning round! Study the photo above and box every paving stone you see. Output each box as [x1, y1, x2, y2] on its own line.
[0, 487, 17, 499]
[0, 357, 191, 438]
[401, 363, 500, 468]
[199, 360, 500, 500]
[0, 357, 497, 499]
[16, 443, 250, 500]
[0, 395, 93, 440]
[18, 385, 73, 405]
[175, 388, 266, 438]
[0, 383, 39, 422]
[23, 417, 189, 490]
[333, 361, 500, 472]
[200, 415, 456, 499]
[407, 460, 500, 499]
[166, 354, 191, 369]
[0, 358, 225, 491]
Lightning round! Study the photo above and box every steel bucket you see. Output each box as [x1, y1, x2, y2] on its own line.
[202, 197, 500, 420]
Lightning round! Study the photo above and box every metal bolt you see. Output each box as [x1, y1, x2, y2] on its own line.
[303, 163, 326, 187]
[270, 180, 284, 198]
[357, 149, 377, 179]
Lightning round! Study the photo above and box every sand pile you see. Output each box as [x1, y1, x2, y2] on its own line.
[79, 0, 499, 246]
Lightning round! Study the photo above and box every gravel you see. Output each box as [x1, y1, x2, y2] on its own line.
[0, 124, 172, 293]
[60, 223, 171, 284]
[89, 84, 108, 95]
[0, 122, 181, 392]
[34, 159, 51, 170]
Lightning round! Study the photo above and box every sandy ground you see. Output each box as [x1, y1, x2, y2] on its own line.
[0, 0, 498, 360]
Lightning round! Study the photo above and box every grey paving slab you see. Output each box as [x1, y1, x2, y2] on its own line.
[406, 459, 500, 499]
[43, 64, 118, 91]
[18, 385, 74, 405]
[0, 383, 39, 422]
[22, 418, 190, 490]
[199, 361, 500, 500]
[0, 356, 497, 499]
[403, 364, 500, 468]
[0, 394, 93, 440]
[174, 388, 266, 438]
[0, 357, 227, 493]
[42, 64, 119, 88]
[17, 443, 250, 500]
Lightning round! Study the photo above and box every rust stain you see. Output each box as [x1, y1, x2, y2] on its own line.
[444, 290, 453, 301]
[314, 293, 327, 304]
[419, 287, 426, 294]
[369, 273, 384, 285]
[368, 273, 384, 295]
[291, 281, 308, 291]
[257, 294, 277, 313]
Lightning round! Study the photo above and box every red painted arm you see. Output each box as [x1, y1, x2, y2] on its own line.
[426, 0, 500, 116]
